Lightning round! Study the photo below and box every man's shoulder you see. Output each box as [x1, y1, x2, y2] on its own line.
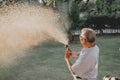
[94, 45, 99, 52]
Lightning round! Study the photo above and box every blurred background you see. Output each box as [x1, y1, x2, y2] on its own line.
[0, 0, 120, 80]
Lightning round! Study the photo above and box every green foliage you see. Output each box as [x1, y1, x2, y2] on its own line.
[96, 0, 112, 14]
[40, 0, 62, 8]
[69, 2, 79, 22]
[73, 0, 120, 32]
[0, 0, 18, 6]
[96, 0, 120, 17]
[84, 0, 119, 30]
[69, 0, 96, 30]
[111, 0, 120, 18]
[44, 0, 56, 7]
[69, 2, 80, 30]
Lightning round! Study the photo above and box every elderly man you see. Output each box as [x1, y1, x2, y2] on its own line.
[65, 28, 99, 80]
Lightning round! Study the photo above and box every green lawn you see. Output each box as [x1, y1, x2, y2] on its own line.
[0, 35, 120, 80]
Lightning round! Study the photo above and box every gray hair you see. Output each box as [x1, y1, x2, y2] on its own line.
[80, 28, 96, 43]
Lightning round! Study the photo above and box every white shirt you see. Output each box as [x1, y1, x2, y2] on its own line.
[72, 45, 99, 79]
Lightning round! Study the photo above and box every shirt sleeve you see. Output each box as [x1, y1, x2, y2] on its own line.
[71, 52, 93, 76]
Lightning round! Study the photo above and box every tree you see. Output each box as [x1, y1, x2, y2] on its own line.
[69, 2, 80, 30]
[85, 0, 120, 34]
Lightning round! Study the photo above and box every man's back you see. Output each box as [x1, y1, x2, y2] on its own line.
[72, 45, 99, 79]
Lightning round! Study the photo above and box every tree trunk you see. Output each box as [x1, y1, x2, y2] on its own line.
[42, 0, 46, 6]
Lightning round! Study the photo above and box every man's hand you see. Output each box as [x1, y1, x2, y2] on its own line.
[65, 49, 72, 59]
[64, 49, 75, 76]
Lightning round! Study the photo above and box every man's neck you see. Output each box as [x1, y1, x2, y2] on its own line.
[83, 42, 95, 48]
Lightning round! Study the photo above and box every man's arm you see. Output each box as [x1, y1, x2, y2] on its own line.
[65, 50, 75, 76]
[72, 52, 80, 58]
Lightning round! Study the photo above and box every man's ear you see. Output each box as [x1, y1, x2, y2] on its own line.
[83, 38, 87, 43]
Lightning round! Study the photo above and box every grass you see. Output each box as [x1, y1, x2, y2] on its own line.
[97, 35, 120, 79]
[0, 35, 120, 80]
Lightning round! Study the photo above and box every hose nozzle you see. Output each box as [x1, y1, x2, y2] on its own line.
[64, 44, 70, 50]
[64, 44, 72, 56]
[65, 44, 69, 48]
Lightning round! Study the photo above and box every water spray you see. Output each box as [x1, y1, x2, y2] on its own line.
[0, 4, 69, 66]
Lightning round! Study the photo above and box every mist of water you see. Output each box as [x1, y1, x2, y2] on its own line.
[0, 4, 69, 66]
